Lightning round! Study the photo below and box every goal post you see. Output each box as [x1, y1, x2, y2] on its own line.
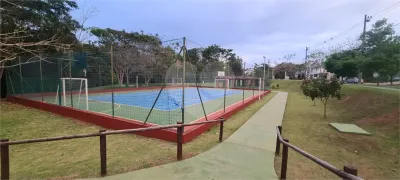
[60, 78, 89, 110]
[214, 78, 229, 88]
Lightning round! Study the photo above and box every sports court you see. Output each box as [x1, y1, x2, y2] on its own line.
[30, 86, 261, 125]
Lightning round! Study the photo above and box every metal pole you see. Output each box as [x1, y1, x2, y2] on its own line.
[18, 57, 24, 96]
[39, 57, 44, 102]
[69, 51, 73, 108]
[99, 65, 102, 86]
[111, 45, 115, 117]
[267, 59, 270, 89]
[263, 56, 266, 91]
[223, 79, 227, 113]
[242, 62, 245, 104]
[305, 47, 308, 79]
[182, 37, 186, 124]
[58, 58, 62, 105]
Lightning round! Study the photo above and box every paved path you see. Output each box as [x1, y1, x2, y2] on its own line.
[92, 92, 288, 180]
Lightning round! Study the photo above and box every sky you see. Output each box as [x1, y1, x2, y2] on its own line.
[72, 0, 400, 66]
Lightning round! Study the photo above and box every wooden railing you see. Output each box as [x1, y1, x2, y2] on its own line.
[0, 119, 226, 180]
[275, 126, 363, 180]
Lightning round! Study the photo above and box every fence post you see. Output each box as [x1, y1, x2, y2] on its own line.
[1, 139, 10, 180]
[275, 126, 282, 155]
[177, 121, 183, 161]
[343, 165, 358, 178]
[98, 65, 102, 86]
[280, 139, 289, 180]
[18, 57, 24, 96]
[219, 119, 224, 142]
[39, 58, 44, 102]
[110, 45, 115, 117]
[99, 130, 107, 176]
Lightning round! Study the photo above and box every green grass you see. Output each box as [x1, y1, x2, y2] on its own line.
[272, 80, 399, 179]
[0, 92, 276, 179]
[27, 88, 259, 125]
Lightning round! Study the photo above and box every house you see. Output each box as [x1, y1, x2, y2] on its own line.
[306, 59, 334, 79]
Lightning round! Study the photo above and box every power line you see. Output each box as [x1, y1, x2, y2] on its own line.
[372, 0, 400, 16]
[310, 0, 400, 50]
[186, 38, 206, 48]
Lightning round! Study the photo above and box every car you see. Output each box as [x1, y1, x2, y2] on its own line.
[345, 77, 359, 84]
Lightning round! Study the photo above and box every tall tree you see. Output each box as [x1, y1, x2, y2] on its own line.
[90, 27, 167, 86]
[361, 19, 400, 85]
[0, 0, 80, 79]
[324, 50, 361, 78]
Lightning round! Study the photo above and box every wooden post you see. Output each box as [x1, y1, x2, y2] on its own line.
[280, 139, 289, 180]
[99, 130, 107, 176]
[177, 121, 183, 161]
[275, 126, 282, 155]
[1, 139, 10, 180]
[343, 165, 358, 178]
[219, 120, 224, 142]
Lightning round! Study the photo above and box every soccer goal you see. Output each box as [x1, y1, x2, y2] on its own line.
[214, 78, 230, 88]
[60, 78, 89, 110]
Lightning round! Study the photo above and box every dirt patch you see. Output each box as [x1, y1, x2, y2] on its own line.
[357, 110, 400, 127]
[339, 96, 351, 103]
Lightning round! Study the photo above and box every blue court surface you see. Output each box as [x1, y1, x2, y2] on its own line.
[88, 87, 242, 111]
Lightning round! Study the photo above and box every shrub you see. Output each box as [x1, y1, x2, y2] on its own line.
[300, 78, 342, 118]
[276, 84, 280, 88]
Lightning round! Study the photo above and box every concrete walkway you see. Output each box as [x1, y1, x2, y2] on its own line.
[92, 92, 288, 180]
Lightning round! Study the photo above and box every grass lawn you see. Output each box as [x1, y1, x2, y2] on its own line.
[0, 92, 276, 179]
[272, 80, 399, 179]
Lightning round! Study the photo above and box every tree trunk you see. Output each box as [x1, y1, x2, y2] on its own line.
[313, 99, 316, 106]
[0, 67, 4, 81]
[390, 75, 393, 85]
[323, 102, 327, 118]
[146, 77, 151, 86]
[118, 72, 124, 85]
[125, 72, 130, 86]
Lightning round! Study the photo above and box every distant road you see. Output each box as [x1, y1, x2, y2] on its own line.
[344, 84, 400, 92]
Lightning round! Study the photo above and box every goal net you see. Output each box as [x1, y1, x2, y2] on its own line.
[214, 79, 230, 88]
[60, 78, 89, 110]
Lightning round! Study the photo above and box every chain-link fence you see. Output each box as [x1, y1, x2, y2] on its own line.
[6, 37, 267, 125]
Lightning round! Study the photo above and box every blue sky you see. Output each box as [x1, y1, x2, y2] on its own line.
[72, 0, 400, 66]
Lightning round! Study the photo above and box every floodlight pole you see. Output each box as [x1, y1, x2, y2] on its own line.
[111, 44, 115, 117]
[263, 56, 266, 91]
[182, 37, 186, 124]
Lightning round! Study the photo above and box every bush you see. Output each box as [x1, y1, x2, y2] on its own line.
[276, 84, 280, 88]
[300, 78, 342, 118]
[271, 85, 276, 89]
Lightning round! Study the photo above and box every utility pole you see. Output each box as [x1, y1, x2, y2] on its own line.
[359, 14, 372, 84]
[267, 59, 271, 85]
[305, 47, 309, 79]
[263, 56, 266, 91]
